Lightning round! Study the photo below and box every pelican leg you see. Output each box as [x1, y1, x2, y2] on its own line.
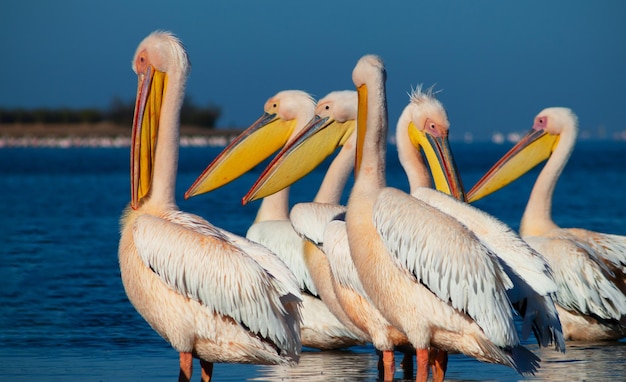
[178, 352, 193, 382]
[400, 351, 414, 379]
[416, 349, 430, 382]
[381, 350, 395, 381]
[430, 349, 448, 382]
[200, 359, 214, 382]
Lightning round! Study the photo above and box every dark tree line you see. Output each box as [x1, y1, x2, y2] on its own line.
[0, 96, 221, 128]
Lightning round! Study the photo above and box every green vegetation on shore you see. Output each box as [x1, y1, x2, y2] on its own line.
[0, 96, 221, 128]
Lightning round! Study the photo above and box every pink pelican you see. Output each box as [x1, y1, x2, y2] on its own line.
[244, 90, 414, 381]
[468, 107, 626, 341]
[185, 90, 366, 350]
[344, 53, 546, 382]
[244, 82, 565, 380]
[118, 31, 301, 382]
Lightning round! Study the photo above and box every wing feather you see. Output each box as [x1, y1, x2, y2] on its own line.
[246, 220, 317, 295]
[290, 202, 346, 245]
[133, 211, 301, 352]
[411, 187, 565, 351]
[374, 187, 517, 347]
[527, 232, 626, 322]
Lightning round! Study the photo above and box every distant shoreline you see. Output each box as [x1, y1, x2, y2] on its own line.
[0, 123, 243, 148]
[2, 123, 625, 148]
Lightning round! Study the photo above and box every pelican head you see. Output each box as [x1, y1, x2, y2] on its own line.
[242, 90, 358, 204]
[467, 107, 576, 203]
[398, 86, 466, 200]
[131, 31, 190, 209]
[184, 90, 316, 198]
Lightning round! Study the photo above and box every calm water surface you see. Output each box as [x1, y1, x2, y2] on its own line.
[1, 142, 625, 381]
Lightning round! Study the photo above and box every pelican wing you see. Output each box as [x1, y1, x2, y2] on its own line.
[411, 187, 565, 350]
[373, 187, 518, 347]
[568, 228, 626, 271]
[290, 202, 347, 245]
[246, 220, 318, 296]
[412, 188, 556, 293]
[526, 232, 626, 321]
[132, 211, 302, 352]
[323, 220, 370, 298]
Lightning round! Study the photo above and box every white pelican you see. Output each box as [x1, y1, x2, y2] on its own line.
[185, 90, 366, 350]
[244, 90, 413, 381]
[468, 107, 626, 341]
[346, 54, 545, 382]
[245, 83, 565, 380]
[118, 31, 301, 382]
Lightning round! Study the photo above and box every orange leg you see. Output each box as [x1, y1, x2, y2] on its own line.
[200, 359, 214, 382]
[430, 349, 448, 382]
[381, 350, 396, 381]
[178, 352, 193, 382]
[416, 348, 430, 382]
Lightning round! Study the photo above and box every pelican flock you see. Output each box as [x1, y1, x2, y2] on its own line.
[244, 90, 414, 381]
[469, 107, 626, 341]
[185, 90, 366, 351]
[118, 32, 301, 382]
[243, 67, 564, 381]
[117, 30, 621, 382]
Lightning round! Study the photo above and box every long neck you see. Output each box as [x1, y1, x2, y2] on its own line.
[395, 110, 431, 193]
[520, 128, 576, 236]
[313, 140, 355, 204]
[254, 188, 290, 222]
[149, 72, 184, 210]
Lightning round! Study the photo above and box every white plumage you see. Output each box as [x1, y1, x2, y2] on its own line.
[119, 31, 301, 382]
[469, 107, 626, 341]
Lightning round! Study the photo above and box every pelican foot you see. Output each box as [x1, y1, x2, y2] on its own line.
[178, 352, 193, 382]
[416, 348, 430, 382]
[200, 359, 214, 382]
[382, 350, 395, 381]
[430, 349, 448, 382]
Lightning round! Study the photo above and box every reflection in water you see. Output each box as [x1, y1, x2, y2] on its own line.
[252, 348, 381, 381]
[528, 341, 626, 381]
[251, 342, 626, 382]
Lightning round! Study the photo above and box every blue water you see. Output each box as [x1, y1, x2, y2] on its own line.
[1, 142, 625, 381]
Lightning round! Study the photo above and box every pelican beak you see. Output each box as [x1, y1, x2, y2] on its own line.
[467, 128, 560, 203]
[131, 64, 167, 210]
[408, 122, 466, 201]
[184, 112, 296, 198]
[355, 83, 368, 177]
[242, 114, 356, 204]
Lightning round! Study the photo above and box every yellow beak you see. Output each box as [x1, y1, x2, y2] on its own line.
[242, 114, 356, 204]
[131, 64, 167, 209]
[467, 128, 560, 203]
[407, 121, 466, 201]
[184, 112, 297, 198]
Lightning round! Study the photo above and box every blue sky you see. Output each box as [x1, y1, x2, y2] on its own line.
[2, 0, 625, 139]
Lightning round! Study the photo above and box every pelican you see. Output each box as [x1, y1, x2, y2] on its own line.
[262, 54, 546, 381]
[245, 90, 413, 381]
[185, 90, 366, 350]
[118, 31, 301, 382]
[468, 107, 626, 341]
[245, 80, 565, 380]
